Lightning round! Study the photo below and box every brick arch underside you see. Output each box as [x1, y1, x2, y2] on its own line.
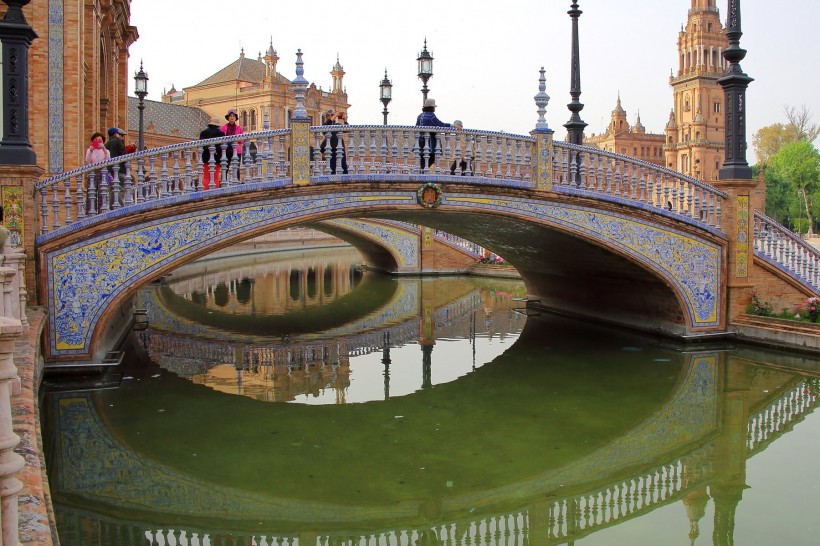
[39, 188, 724, 360]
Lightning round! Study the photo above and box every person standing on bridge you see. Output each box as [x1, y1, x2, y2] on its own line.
[221, 108, 244, 181]
[450, 119, 469, 175]
[416, 99, 452, 172]
[200, 117, 225, 190]
[84, 132, 110, 214]
[320, 109, 349, 175]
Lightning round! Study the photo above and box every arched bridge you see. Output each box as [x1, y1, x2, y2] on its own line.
[34, 109, 820, 362]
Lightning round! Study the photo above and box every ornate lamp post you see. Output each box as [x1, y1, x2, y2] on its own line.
[133, 61, 149, 151]
[417, 39, 433, 102]
[564, 1, 587, 145]
[718, 0, 753, 180]
[379, 69, 392, 125]
[0, 0, 37, 165]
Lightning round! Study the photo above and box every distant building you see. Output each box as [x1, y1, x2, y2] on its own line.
[129, 45, 350, 142]
[585, 0, 728, 181]
[585, 95, 666, 167]
[664, 0, 728, 182]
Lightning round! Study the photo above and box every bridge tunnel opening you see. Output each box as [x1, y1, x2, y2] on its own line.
[369, 211, 689, 336]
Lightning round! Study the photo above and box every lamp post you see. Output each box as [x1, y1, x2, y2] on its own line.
[134, 60, 149, 151]
[417, 39, 433, 102]
[379, 69, 392, 125]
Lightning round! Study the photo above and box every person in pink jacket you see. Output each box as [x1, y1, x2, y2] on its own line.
[221, 108, 244, 180]
[85, 132, 111, 213]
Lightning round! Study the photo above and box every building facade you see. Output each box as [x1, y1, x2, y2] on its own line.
[138, 45, 350, 143]
[585, 95, 666, 167]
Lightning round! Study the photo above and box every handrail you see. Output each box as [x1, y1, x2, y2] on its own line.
[34, 125, 729, 237]
[553, 142, 726, 229]
[753, 210, 820, 294]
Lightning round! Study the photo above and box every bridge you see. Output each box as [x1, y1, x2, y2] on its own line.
[33, 62, 820, 362]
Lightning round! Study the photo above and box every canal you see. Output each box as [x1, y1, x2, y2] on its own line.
[41, 246, 820, 545]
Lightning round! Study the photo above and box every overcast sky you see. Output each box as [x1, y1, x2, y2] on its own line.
[129, 0, 819, 146]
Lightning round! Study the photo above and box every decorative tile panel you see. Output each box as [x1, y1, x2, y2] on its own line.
[736, 195, 749, 278]
[48, 0, 63, 174]
[1, 185, 23, 247]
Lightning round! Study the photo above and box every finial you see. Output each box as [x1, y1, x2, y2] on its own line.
[292, 49, 309, 120]
[534, 67, 551, 131]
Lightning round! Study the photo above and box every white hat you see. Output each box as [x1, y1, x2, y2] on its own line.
[423, 98, 437, 108]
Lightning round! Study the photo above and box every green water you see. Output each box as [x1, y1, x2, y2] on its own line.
[41, 249, 820, 545]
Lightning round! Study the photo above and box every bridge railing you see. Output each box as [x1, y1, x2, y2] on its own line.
[753, 210, 820, 293]
[553, 142, 726, 229]
[34, 125, 727, 237]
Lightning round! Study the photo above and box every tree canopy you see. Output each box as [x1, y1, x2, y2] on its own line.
[765, 140, 820, 235]
[753, 105, 819, 165]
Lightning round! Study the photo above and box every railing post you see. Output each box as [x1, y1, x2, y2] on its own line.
[0, 265, 23, 546]
[291, 49, 311, 186]
[531, 130, 554, 191]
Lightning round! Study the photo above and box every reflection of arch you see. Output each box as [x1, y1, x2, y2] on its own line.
[235, 278, 252, 304]
[213, 282, 228, 307]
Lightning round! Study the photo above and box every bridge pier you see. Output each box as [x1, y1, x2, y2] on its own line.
[714, 173, 811, 319]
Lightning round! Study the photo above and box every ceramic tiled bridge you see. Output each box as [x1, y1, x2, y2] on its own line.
[34, 69, 819, 362]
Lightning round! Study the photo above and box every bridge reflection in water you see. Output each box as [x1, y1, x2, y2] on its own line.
[41, 252, 820, 546]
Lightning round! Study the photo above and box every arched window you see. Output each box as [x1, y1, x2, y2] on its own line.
[250, 109, 257, 131]
[241, 110, 248, 128]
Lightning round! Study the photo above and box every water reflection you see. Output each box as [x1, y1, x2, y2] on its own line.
[41, 250, 820, 546]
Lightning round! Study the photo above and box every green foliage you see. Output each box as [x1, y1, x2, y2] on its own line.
[746, 293, 774, 317]
[764, 140, 820, 234]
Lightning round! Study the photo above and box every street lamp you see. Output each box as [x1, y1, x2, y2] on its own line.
[417, 39, 433, 102]
[379, 69, 392, 125]
[134, 60, 149, 151]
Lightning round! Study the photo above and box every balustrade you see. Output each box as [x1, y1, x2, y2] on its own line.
[753, 211, 820, 293]
[34, 125, 728, 239]
[747, 378, 820, 455]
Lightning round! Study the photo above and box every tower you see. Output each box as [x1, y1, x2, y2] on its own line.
[331, 55, 344, 94]
[664, 0, 728, 181]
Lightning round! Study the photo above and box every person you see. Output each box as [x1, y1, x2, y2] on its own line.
[104, 127, 127, 205]
[85, 132, 111, 213]
[415, 99, 452, 172]
[450, 119, 469, 175]
[319, 109, 349, 175]
[199, 117, 225, 190]
[221, 108, 244, 180]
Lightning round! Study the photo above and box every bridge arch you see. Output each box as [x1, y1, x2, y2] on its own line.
[38, 179, 726, 361]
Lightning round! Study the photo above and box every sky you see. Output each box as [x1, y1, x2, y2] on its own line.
[128, 0, 820, 149]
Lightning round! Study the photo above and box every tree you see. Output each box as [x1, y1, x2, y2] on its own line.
[753, 123, 792, 165]
[785, 104, 820, 143]
[768, 140, 820, 236]
[753, 105, 819, 165]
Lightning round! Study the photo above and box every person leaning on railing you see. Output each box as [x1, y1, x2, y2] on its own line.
[84, 132, 111, 214]
[416, 98, 452, 172]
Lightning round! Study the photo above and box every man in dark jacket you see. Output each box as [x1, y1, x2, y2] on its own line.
[104, 128, 127, 205]
[415, 99, 451, 172]
[200, 117, 225, 189]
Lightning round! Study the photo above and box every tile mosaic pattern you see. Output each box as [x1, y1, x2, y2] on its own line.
[45, 190, 722, 357]
[2, 185, 24, 247]
[736, 195, 749, 277]
[48, 0, 63, 174]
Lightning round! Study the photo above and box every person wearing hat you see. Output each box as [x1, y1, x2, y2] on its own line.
[105, 127, 126, 158]
[221, 108, 244, 180]
[104, 128, 127, 206]
[200, 117, 225, 190]
[415, 99, 452, 172]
